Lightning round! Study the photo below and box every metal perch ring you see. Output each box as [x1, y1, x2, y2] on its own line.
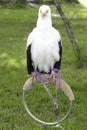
[22, 75, 74, 129]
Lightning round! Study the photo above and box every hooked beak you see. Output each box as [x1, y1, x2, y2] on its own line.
[42, 12, 47, 17]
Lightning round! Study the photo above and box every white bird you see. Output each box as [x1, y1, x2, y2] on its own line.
[78, 0, 87, 7]
[26, 5, 62, 78]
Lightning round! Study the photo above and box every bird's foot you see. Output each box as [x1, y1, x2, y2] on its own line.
[32, 72, 38, 84]
[50, 71, 58, 83]
[23, 72, 38, 91]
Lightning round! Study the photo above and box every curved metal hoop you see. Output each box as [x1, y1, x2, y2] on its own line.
[22, 89, 73, 126]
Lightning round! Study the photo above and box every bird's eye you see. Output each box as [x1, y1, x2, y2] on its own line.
[46, 9, 49, 13]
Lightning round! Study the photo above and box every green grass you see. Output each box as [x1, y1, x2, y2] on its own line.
[0, 3, 87, 130]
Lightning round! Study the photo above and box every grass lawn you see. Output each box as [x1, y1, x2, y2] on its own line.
[0, 3, 87, 130]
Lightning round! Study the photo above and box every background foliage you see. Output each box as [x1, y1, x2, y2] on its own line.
[0, 0, 78, 7]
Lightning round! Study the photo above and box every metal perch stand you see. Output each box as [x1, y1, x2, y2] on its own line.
[22, 74, 75, 130]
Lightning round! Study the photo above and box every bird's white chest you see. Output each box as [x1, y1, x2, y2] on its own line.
[31, 29, 59, 73]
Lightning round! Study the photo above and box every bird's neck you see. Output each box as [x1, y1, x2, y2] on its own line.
[36, 17, 52, 29]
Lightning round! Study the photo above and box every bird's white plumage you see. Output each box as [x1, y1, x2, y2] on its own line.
[27, 5, 61, 73]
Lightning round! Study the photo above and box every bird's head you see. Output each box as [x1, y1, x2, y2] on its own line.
[37, 5, 52, 28]
[38, 5, 51, 19]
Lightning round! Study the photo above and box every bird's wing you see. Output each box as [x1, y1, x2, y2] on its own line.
[26, 32, 34, 75]
[53, 30, 62, 70]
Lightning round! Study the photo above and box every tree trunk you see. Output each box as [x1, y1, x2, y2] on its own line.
[7, 0, 16, 7]
[53, 0, 82, 66]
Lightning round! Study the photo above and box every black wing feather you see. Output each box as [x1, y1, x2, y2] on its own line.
[26, 45, 34, 75]
[54, 40, 62, 70]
